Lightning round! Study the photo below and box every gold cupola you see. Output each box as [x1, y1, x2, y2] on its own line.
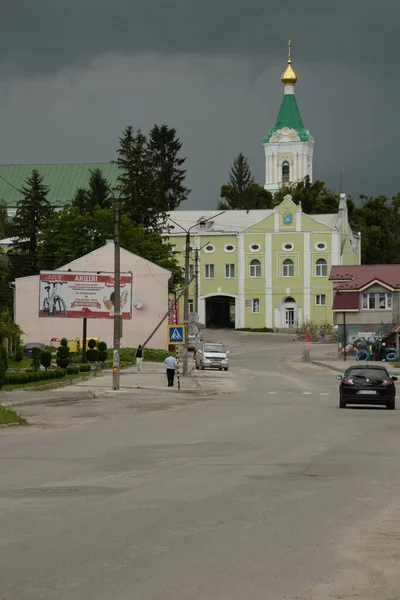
[281, 40, 297, 85]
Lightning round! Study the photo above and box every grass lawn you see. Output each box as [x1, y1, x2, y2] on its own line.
[1, 371, 93, 392]
[7, 356, 33, 370]
[0, 405, 26, 425]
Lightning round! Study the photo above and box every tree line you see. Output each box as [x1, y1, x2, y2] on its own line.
[219, 153, 400, 265]
[0, 124, 190, 311]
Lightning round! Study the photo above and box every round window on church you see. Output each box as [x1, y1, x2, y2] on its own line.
[224, 244, 235, 253]
[315, 242, 327, 251]
[282, 243, 294, 252]
[249, 244, 261, 253]
[204, 244, 215, 253]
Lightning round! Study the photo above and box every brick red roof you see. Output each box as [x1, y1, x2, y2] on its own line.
[329, 265, 400, 290]
[332, 292, 360, 311]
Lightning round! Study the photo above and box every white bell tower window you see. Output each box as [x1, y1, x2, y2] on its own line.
[282, 161, 290, 183]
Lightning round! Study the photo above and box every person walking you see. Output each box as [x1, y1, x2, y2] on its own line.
[320, 327, 326, 343]
[164, 353, 178, 387]
[136, 344, 143, 372]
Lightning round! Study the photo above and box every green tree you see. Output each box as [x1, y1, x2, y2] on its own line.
[148, 124, 189, 212]
[97, 341, 108, 363]
[56, 338, 71, 369]
[273, 176, 339, 214]
[37, 206, 183, 289]
[350, 195, 400, 264]
[117, 126, 159, 230]
[218, 153, 274, 210]
[10, 169, 53, 276]
[86, 338, 99, 362]
[72, 169, 112, 215]
[31, 346, 41, 371]
[40, 350, 52, 371]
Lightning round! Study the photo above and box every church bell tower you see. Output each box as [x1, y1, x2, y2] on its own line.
[264, 41, 314, 192]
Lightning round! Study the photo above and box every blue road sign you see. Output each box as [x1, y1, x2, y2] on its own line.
[168, 325, 186, 345]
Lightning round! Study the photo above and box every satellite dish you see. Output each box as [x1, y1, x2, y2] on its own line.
[134, 298, 144, 309]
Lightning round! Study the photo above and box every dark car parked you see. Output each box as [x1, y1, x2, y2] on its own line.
[337, 365, 397, 410]
[23, 343, 46, 358]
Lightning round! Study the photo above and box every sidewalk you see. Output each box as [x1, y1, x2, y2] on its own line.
[303, 351, 400, 375]
[0, 362, 208, 410]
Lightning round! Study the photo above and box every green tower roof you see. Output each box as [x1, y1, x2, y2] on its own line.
[264, 94, 310, 143]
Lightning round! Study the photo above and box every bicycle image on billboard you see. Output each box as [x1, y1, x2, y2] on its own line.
[39, 271, 133, 319]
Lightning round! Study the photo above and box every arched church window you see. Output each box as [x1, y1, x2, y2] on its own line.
[283, 258, 294, 277]
[282, 161, 290, 183]
[250, 259, 261, 278]
[315, 258, 328, 277]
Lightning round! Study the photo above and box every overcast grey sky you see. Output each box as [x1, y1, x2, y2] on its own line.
[0, 0, 398, 208]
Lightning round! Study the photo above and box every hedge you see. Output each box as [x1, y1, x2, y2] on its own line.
[4, 368, 67, 385]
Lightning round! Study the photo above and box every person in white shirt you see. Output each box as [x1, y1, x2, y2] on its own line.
[164, 354, 178, 387]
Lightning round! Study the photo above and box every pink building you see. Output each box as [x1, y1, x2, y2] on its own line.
[15, 243, 171, 349]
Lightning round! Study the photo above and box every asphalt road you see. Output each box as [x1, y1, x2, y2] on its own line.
[1, 331, 400, 599]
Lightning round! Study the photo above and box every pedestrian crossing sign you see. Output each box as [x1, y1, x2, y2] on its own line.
[168, 325, 186, 345]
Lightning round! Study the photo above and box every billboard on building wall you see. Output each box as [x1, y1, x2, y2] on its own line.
[39, 271, 133, 319]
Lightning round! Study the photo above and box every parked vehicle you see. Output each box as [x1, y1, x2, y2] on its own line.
[188, 332, 202, 352]
[337, 365, 397, 410]
[195, 342, 229, 371]
[23, 343, 46, 358]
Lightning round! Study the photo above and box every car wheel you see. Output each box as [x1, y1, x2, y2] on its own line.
[224, 367, 228, 371]
[195, 364, 199, 370]
[339, 394, 346, 409]
[387, 398, 395, 410]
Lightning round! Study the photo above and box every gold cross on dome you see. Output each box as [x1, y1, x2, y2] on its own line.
[288, 40, 292, 62]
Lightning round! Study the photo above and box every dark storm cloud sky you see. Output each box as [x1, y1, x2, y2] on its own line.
[0, 0, 399, 207]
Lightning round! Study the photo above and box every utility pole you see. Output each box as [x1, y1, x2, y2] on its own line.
[183, 230, 191, 376]
[194, 248, 199, 314]
[113, 205, 121, 390]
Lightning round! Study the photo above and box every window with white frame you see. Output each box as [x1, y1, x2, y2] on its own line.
[224, 244, 235, 253]
[315, 258, 328, 277]
[362, 292, 376, 310]
[250, 259, 261, 278]
[252, 298, 260, 314]
[282, 258, 294, 277]
[362, 292, 392, 310]
[188, 299, 194, 313]
[249, 243, 261, 253]
[225, 264, 235, 278]
[204, 244, 215, 253]
[315, 294, 326, 306]
[204, 264, 214, 279]
[379, 292, 392, 309]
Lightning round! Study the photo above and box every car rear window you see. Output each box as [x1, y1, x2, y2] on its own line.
[348, 369, 389, 379]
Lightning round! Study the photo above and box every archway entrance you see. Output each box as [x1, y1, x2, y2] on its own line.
[281, 296, 297, 328]
[205, 296, 235, 328]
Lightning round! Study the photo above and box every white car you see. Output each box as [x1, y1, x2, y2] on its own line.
[195, 342, 229, 371]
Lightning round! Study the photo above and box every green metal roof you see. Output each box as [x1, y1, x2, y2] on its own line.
[264, 94, 310, 143]
[0, 163, 119, 208]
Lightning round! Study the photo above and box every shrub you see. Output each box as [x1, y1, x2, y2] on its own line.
[66, 365, 79, 375]
[45, 345, 57, 354]
[86, 348, 99, 362]
[56, 338, 71, 368]
[143, 348, 170, 362]
[88, 338, 97, 349]
[14, 349, 24, 364]
[40, 350, 52, 370]
[235, 327, 274, 333]
[31, 346, 41, 371]
[0, 348, 7, 389]
[3, 368, 67, 386]
[297, 320, 334, 342]
[79, 364, 90, 372]
[98, 341, 107, 352]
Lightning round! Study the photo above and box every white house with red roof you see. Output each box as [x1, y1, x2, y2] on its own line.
[330, 265, 400, 351]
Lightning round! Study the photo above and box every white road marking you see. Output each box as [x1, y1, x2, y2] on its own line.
[320, 393, 330, 396]
[303, 392, 312, 395]
[268, 392, 277, 395]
